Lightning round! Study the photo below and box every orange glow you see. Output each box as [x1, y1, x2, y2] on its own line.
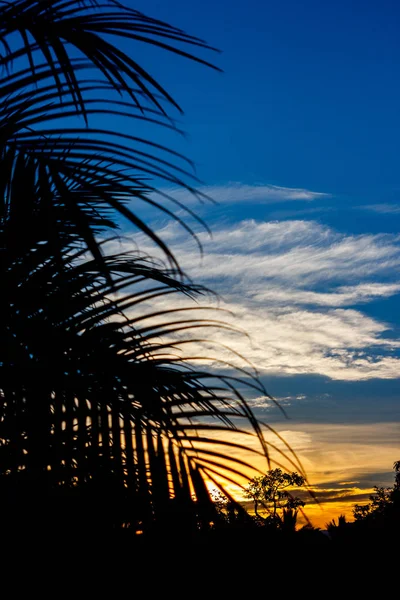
[204, 421, 400, 528]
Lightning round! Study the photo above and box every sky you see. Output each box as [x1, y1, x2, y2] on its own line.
[111, 0, 400, 526]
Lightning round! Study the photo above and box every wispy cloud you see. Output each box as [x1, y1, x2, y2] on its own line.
[150, 183, 330, 207]
[247, 394, 307, 410]
[112, 219, 400, 381]
[158, 219, 400, 285]
[359, 203, 400, 214]
[251, 283, 400, 306]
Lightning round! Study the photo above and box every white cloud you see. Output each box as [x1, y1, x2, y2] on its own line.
[247, 394, 307, 410]
[110, 219, 400, 381]
[247, 395, 272, 409]
[148, 183, 330, 208]
[360, 203, 400, 214]
[156, 219, 400, 287]
[251, 283, 400, 307]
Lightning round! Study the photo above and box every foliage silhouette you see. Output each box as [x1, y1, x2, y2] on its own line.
[0, 0, 305, 538]
[352, 460, 400, 530]
[326, 514, 348, 531]
[244, 468, 305, 529]
[316, 460, 400, 548]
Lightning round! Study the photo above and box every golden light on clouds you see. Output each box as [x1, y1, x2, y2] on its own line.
[202, 421, 400, 529]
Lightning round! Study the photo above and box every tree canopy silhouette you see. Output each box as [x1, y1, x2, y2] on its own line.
[0, 0, 304, 537]
[244, 468, 306, 528]
[352, 460, 400, 529]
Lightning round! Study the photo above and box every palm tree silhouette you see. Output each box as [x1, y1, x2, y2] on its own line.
[0, 0, 302, 537]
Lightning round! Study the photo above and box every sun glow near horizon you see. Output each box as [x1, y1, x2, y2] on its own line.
[203, 421, 400, 529]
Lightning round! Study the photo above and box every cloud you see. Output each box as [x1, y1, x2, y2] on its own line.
[360, 203, 400, 214]
[110, 219, 400, 381]
[277, 421, 400, 505]
[247, 395, 272, 409]
[250, 283, 400, 307]
[156, 219, 400, 285]
[247, 394, 307, 410]
[296, 487, 370, 505]
[149, 183, 330, 208]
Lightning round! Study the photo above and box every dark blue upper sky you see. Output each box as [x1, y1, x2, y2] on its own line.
[129, 0, 400, 220]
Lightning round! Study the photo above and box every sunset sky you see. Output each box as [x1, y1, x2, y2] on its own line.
[115, 0, 400, 526]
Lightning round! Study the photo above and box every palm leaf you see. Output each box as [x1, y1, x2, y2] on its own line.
[1, 235, 303, 532]
[0, 0, 220, 118]
[0, 1, 300, 536]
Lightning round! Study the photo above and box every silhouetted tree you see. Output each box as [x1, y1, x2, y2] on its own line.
[352, 461, 400, 532]
[211, 490, 256, 530]
[0, 0, 303, 538]
[327, 514, 348, 531]
[394, 460, 400, 489]
[244, 469, 305, 529]
[325, 514, 352, 541]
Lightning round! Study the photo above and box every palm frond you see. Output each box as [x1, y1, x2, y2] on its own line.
[0, 1, 299, 537]
[0, 58, 213, 274]
[1, 237, 301, 533]
[0, 0, 220, 119]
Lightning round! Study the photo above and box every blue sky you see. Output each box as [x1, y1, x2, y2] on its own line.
[131, 0, 400, 204]
[111, 0, 400, 520]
